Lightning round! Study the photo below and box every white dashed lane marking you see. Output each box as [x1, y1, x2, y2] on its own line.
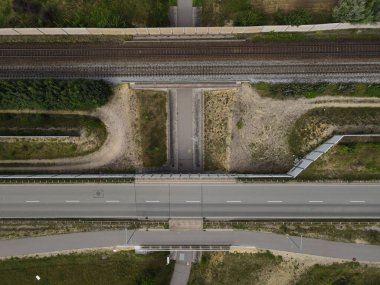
[65, 200, 80, 203]
[106, 200, 120, 203]
[145, 200, 160, 203]
[350, 200, 366, 203]
[308, 201, 324, 203]
[226, 201, 241, 203]
[25, 200, 40, 203]
[267, 201, 283, 203]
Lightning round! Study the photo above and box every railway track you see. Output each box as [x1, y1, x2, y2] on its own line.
[0, 41, 379, 61]
[0, 63, 379, 79]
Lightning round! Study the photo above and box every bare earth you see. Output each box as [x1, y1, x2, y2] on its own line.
[0, 84, 142, 172]
[227, 83, 380, 173]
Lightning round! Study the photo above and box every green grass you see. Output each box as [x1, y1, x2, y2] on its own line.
[296, 262, 380, 285]
[0, 79, 112, 110]
[254, 83, 380, 99]
[299, 143, 380, 180]
[0, 0, 170, 28]
[241, 29, 380, 42]
[136, 90, 167, 168]
[205, 221, 380, 245]
[188, 251, 282, 285]
[0, 113, 107, 160]
[288, 107, 380, 157]
[0, 251, 174, 285]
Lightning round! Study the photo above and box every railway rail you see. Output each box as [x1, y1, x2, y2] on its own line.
[0, 41, 379, 62]
[0, 63, 379, 79]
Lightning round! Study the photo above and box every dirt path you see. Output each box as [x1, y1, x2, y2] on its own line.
[229, 84, 380, 173]
[0, 84, 142, 172]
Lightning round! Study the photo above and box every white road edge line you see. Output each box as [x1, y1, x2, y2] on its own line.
[106, 200, 120, 203]
[309, 201, 324, 203]
[25, 200, 40, 203]
[350, 200, 366, 203]
[186, 201, 201, 203]
[267, 201, 283, 203]
[226, 201, 241, 203]
[145, 200, 160, 203]
[65, 200, 80, 203]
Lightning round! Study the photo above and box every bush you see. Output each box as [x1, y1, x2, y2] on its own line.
[274, 9, 313, 26]
[0, 79, 112, 110]
[234, 9, 265, 26]
[333, 0, 375, 23]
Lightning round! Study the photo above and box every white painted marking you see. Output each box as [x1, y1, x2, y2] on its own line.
[145, 200, 160, 203]
[186, 200, 201, 203]
[350, 200, 366, 203]
[267, 201, 283, 203]
[65, 200, 80, 203]
[26, 200, 40, 203]
[106, 200, 120, 203]
[308, 201, 324, 203]
[226, 201, 241, 203]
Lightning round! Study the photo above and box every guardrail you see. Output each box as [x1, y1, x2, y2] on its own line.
[0, 22, 379, 36]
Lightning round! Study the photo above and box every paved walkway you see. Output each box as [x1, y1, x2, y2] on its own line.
[170, 251, 194, 285]
[1, 230, 380, 262]
[177, 0, 194, 27]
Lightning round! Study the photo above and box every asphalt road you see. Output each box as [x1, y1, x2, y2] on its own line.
[0, 183, 379, 218]
[1, 230, 380, 262]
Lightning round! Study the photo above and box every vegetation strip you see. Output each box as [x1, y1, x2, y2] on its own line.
[135, 90, 167, 168]
[0, 251, 174, 285]
[0, 79, 112, 110]
[0, 113, 107, 160]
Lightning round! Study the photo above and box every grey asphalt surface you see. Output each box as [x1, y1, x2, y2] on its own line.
[1, 230, 380, 262]
[0, 183, 379, 218]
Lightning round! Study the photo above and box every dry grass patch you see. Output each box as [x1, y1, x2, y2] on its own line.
[204, 89, 237, 171]
[135, 90, 168, 168]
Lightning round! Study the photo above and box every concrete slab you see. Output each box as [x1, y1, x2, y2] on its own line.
[297, 159, 313, 169]
[62, 28, 90, 35]
[39, 28, 67, 35]
[172, 28, 185, 35]
[196, 27, 208, 34]
[261, 25, 289, 32]
[314, 143, 334, 153]
[14, 28, 43, 35]
[243, 26, 263, 33]
[135, 28, 149, 35]
[160, 28, 174, 35]
[305, 151, 323, 161]
[309, 23, 340, 31]
[208, 27, 222, 34]
[335, 23, 355, 30]
[87, 28, 125, 35]
[349, 23, 380, 29]
[220, 27, 234, 34]
[177, 0, 194, 27]
[232, 27, 248, 34]
[184, 27, 197, 34]
[148, 28, 161, 35]
[325, 135, 344, 144]
[285, 25, 314, 32]
[0, 28, 20, 35]
[287, 167, 303, 177]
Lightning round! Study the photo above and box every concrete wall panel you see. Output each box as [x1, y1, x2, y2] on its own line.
[14, 28, 43, 35]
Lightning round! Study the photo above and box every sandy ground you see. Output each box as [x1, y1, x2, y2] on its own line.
[0, 84, 142, 172]
[228, 83, 380, 173]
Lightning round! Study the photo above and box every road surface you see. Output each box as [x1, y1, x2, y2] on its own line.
[0, 183, 379, 218]
[1, 230, 380, 262]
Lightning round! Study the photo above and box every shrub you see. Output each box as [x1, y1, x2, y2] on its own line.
[274, 9, 313, 26]
[234, 9, 265, 26]
[333, 0, 375, 23]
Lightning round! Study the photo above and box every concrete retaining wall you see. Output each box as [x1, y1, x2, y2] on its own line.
[1, 22, 378, 37]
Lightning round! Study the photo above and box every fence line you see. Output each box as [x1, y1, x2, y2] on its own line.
[0, 22, 379, 37]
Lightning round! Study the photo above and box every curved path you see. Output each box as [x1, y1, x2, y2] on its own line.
[1, 229, 380, 262]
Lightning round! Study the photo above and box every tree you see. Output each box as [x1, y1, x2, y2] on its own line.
[332, 0, 374, 23]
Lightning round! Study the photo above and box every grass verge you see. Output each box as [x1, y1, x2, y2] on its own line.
[288, 107, 380, 158]
[0, 113, 107, 160]
[0, 79, 112, 110]
[188, 251, 282, 285]
[0, 219, 167, 240]
[0, 35, 132, 44]
[204, 220, 380, 245]
[242, 29, 380, 42]
[135, 90, 167, 168]
[299, 143, 380, 180]
[204, 89, 236, 171]
[254, 83, 380, 99]
[0, 251, 174, 285]
[296, 262, 380, 285]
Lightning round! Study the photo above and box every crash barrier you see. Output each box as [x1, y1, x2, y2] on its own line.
[0, 22, 379, 36]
